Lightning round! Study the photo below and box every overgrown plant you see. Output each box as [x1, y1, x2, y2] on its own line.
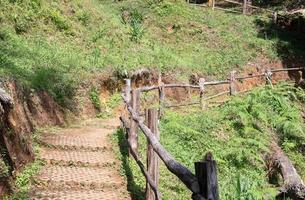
[122, 8, 145, 42]
[89, 87, 101, 111]
[5, 160, 43, 200]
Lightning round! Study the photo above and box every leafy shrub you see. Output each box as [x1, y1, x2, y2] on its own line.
[0, 158, 9, 178]
[8, 160, 43, 200]
[121, 8, 145, 42]
[91, 28, 107, 42]
[77, 10, 91, 26]
[89, 87, 101, 111]
[48, 9, 70, 31]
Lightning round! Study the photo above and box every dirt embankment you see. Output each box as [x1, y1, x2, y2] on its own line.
[0, 80, 65, 198]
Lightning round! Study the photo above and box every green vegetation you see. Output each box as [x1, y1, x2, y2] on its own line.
[89, 87, 102, 111]
[114, 83, 305, 199]
[2, 0, 304, 105]
[4, 160, 43, 200]
[97, 93, 122, 119]
[0, 158, 9, 178]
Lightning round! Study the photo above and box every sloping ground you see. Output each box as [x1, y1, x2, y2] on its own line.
[29, 118, 131, 200]
[2, 0, 304, 107]
[115, 83, 305, 199]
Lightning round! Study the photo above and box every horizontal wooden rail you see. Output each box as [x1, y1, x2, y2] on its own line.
[122, 94, 204, 198]
[137, 68, 305, 93]
[165, 101, 200, 108]
[204, 91, 230, 100]
[138, 81, 230, 92]
[214, 6, 242, 14]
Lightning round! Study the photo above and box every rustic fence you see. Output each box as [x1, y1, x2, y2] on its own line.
[189, 0, 278, 20]
[120, 67, 304, 199]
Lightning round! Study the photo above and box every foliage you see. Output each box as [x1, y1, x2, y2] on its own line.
[97, 93, 121, 119]
[89, 87, 101, 111]
[5, 160, 43, 200]
[114, 83, 305, 199]
[1, 0, 302, 105]
[0, 158, 9, 178]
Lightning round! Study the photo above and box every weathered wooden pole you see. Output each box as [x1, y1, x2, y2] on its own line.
[273, 11, 278, 24]
[125, 79, 131, 104]
[158, 74, 165, 118]
[229, 71, 237, 95]
[146, 108, 160, 200]
[247, 0, 252, 14]
[129, 89, 140, 155]
[194, 152, 219, 200]
[265, 69, 273, 87]
[243, 0, 247, 15]
[208, 0, 213, 7]
[199, 78, 206, 110]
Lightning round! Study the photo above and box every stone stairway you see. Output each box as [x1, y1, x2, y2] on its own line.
[29, 118, 130, 200]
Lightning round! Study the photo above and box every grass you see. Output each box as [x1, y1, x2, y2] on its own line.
[1, 0, 304, 106]
[4, 160, 43, 200]
[113, 83, 305, 199]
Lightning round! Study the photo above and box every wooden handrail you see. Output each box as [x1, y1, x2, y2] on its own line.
[136, 68, 305, 93]
[120, 66, 305, 198]
[122, 94, 204, 198]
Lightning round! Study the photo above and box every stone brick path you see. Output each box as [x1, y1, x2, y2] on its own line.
[29, 118, 131, 200]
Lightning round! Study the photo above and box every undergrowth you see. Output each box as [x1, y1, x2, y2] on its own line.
[1, 0, 304, 106]
[4, 160, 43, 200]
[113, 83, 305, 199]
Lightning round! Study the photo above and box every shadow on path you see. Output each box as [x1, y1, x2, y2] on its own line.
[116, 129, 145, 200]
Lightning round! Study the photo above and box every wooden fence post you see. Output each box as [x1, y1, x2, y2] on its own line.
[243, 0, 247, 15]
[229, 71, 237, 95]
[265, 69, 273, 87]
[273, 11, 278, 24]
[125, 79, 131, 104]
[247, 0, 252, 14]
[199, 78, 206, 110]
[208, 0, 213, 7]
[195, 152, 219, 200]
[158, 74, 165, 118]
[146, 108, 160, 200]
[129, 89, 140, 155]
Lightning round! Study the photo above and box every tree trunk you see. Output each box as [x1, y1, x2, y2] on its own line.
[268, 142, 305, 199]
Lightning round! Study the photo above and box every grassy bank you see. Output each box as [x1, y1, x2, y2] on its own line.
[2, 0, 303, 105]
[113, 83, 305, 199]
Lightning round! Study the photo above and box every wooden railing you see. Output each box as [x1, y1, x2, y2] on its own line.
[189, 0, 278, 19]
[120, 67, 305, 200]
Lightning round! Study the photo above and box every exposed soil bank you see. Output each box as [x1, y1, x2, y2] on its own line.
[0, 79, 65, 198]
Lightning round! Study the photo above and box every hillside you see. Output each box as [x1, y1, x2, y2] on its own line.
[114, 83, 305, 199]
[1, 0, 304, 106]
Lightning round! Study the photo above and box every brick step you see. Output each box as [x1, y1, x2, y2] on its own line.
[33, 166, 123, 190]
[29, 189, 130, 200]
[40, 148, 117, 167]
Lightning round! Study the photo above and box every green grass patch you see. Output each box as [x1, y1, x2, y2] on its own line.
[1, 0, 304, 106]
[4, 160, 43, 200]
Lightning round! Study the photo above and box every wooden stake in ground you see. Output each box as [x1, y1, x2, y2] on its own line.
[243, 0, 247, 14]
[158, 74, 165, 118]
[229, 71, 237, 95]
[129, 89, 140, 154]
[199, 78, 206, 110]
[194, 152, 219, 200]
[146, 108, 160, 200]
